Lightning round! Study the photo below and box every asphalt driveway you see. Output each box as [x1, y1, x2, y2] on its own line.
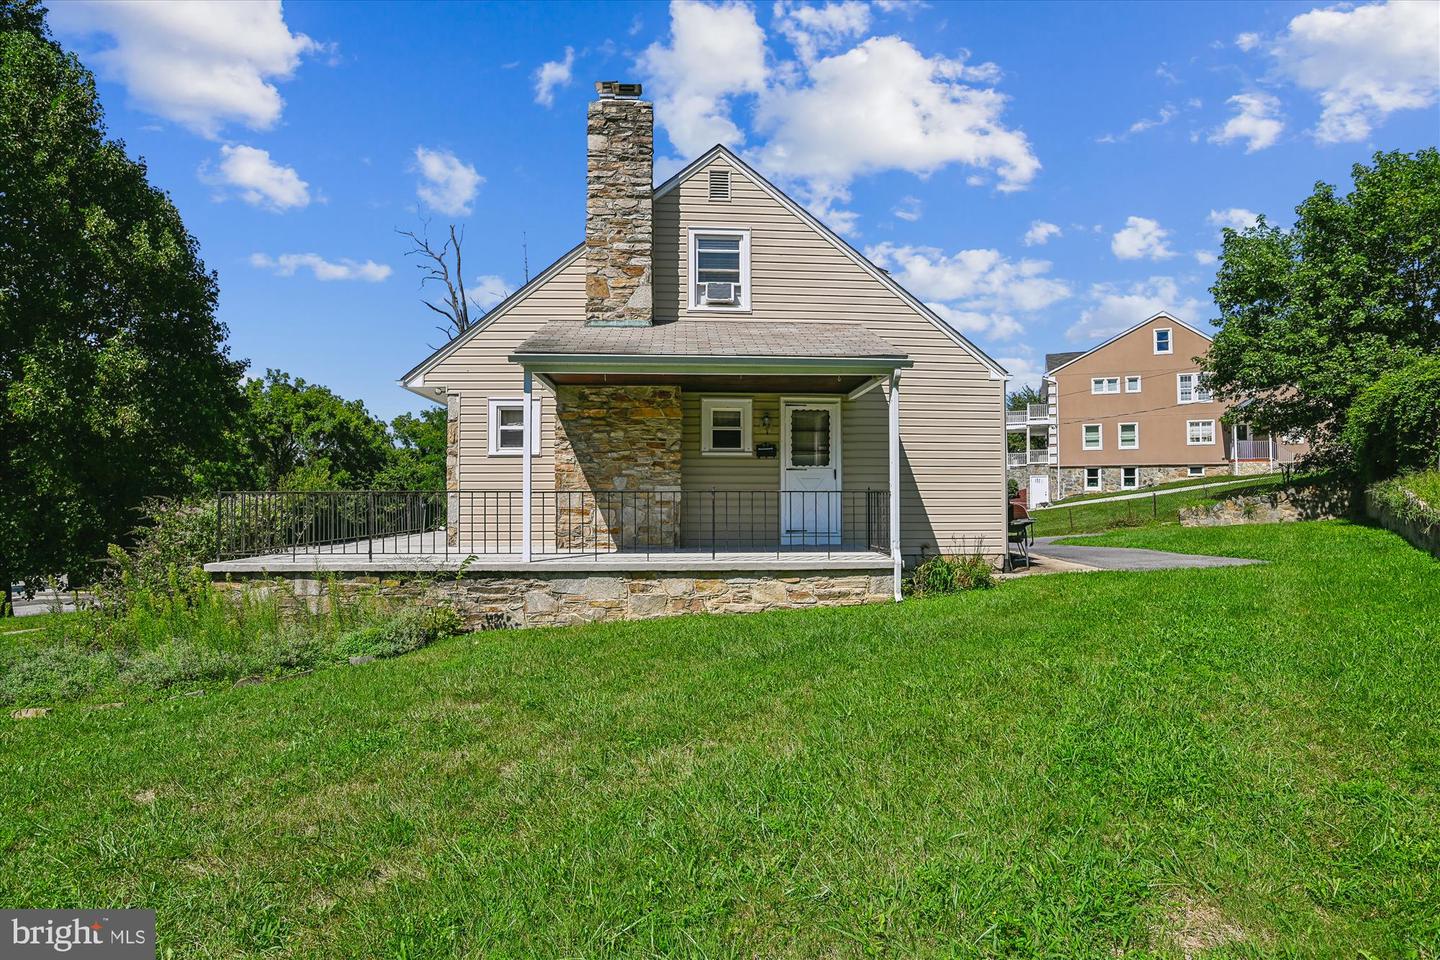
[1029, 537, 1264, 572]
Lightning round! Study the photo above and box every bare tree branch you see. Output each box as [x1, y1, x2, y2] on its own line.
[398, 220, 475, 342]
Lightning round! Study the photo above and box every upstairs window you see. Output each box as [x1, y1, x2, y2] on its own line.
[1154, 328, 1172, 354]
[701, 398, 752, 455]
[1118, 422, 1139, 449]
[1125, 375, 1142, 393]
[1091, 377, 1120, 394]
[1177, 372, 1213, 404]
[1187, 419, 1216, 445]
[1082, 423, 1102, 450]
[689, 228, 750, 311]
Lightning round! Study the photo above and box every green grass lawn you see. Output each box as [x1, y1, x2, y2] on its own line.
[1030, 474, 1290, 537]
[3, 521, 1437, 957]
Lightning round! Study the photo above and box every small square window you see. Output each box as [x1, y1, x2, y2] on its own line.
[1125, 375, 1142, 393]
[1187, 419, 1216, 445]
[1154, 328, 1172, 354]
[1085, 467, 1102, 491]
[701, 397, 753, 455]
[487, 398, 541, 456]
[1121, 467, 1139, 489]
[1188, 465, 1205, 477]
[1082, 423, 1102, 450]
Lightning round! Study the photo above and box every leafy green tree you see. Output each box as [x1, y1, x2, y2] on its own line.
[1343, 356, 1440, 482]
[374, 407, 446, 490]
[1, 4, 244, 606]
[1204, 149, 1440, 448]
[196, 371, 396, 491]
[1006, 384, 1045, 410]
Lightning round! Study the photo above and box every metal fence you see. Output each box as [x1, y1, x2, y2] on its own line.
[216, 489, 891, 560]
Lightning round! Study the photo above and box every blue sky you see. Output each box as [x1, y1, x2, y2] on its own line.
[48, 0, 1440, 420]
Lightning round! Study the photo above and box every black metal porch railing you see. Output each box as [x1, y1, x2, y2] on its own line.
[215, 489, 891, 561]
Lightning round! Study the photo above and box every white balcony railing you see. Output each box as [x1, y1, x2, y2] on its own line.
[1007, 450, 1054, 467]
[1233, 438, 1274, 460]
[1005, 403, 1054, 427]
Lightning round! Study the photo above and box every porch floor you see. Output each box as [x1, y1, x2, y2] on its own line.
[205, 533, 892, 575]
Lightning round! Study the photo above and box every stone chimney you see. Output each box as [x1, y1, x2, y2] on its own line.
[585, 81, 653, 326]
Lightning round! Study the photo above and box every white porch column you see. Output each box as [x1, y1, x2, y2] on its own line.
[888, 370, 902, 602]
[522, 368, 533, 562]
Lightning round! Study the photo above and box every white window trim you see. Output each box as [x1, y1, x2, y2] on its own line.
[1085, 467, 1102, 491]
[1082, 423, 1103, 450]
[1177, 372, 1213, 405]
[1154, 327, 1173, 354]
[1187, 419, 1216, 446]
[687, 227, 751, 313]
[1118, 421, 1140, 450]
[700, 397, 753, 455]
[1091, 376, 1120, 395]
[1121, 467, 1139, 490]
[1125, 375, 1142, 393]
[487, 397, 541, 456]
[1188, 465, 1205, 477]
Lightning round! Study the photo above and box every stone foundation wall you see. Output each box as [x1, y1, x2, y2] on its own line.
[213, 569, 894, 631]
[1053, 464, 1234, 497]
[554, 385, 683, 549]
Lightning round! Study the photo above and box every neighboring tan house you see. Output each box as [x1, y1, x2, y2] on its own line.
[208, 82, 1010, 626]
[1008, 312, 1306, 500]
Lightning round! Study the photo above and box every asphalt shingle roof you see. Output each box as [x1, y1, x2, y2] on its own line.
[512, 321, 908, 361]
[1045, 350, 1086, 373]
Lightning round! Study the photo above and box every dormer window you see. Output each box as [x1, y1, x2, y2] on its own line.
[689, 228, 750, 311]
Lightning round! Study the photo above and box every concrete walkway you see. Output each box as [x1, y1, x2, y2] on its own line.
[1028, 536, 1263, 572]
[1036, 475, 1274, 510]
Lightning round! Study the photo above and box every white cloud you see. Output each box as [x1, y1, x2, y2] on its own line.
[1023, 220, 1061, 246]
[470, 275, 511, 311]
[1271, 0, 1440, 143]
[413, 147, 483, 216]
[752, 35, 1037, 229]
[638, 0, 769, 158]
[534, 46, 575, 107]
[1068, 277, 1204, 342]
[774, 0, 871, 64]
[49, 0, 317, 138]
[1194, 250, 1218, 265]
[249, 253, 390, 282]
[1111, 216, 1175, 261]
[1207, 207, 1259, 232]
[1209, 92, 1285, 152]
[865, 242, 1071, 341]
[1235, 31, 1261, 52]
[997, 351, 1045, 392]
[1098, 103, 1178, 143]
[203, 145, 310, 210]
[893, 195, 922, 222]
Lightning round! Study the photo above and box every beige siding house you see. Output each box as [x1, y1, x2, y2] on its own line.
[1009, 312, 1307, 500]
[210, 83, 1009, 626]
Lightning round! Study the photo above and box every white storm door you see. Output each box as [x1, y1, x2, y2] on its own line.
[1028, 474, 1051, 508]
[781, 399, 841, 546]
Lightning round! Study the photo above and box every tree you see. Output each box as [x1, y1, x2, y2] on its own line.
[1007, 384, 1044, 410]
[399, 222, 478, 341]
[1, 5, 244, 607]
[195, 371, 395, 491]
[1343, 356, 1440, 482]
[1203, 149, 1440, 449]
[372, 407, 446, 490]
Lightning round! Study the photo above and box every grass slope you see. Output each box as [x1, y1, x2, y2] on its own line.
[1030, 474, 1289, 537]
[3, 522, 1437, 957]
[1046, 472, 1278, 506]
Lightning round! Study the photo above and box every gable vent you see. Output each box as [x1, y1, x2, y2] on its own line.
[708, 168, 731, 201]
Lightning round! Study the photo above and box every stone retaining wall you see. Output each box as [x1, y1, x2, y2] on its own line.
[1180, 486, 1351, 526]
[1366, 491, 1440, 559]
[213, 569, 895, 631]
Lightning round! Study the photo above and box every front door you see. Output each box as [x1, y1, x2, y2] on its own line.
[781, 398, 841, 546]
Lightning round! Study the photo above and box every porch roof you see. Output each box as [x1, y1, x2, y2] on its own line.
[510, 321, 911, 375]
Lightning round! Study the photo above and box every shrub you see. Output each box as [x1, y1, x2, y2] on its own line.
[332, 606, 464, 661]
[1370, 470, 1440, 530]
[910, 553, 996, 596]
[1344, 356, 1440, 482]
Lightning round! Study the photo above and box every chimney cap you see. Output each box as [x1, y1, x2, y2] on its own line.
[595, 80, 643, 99]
